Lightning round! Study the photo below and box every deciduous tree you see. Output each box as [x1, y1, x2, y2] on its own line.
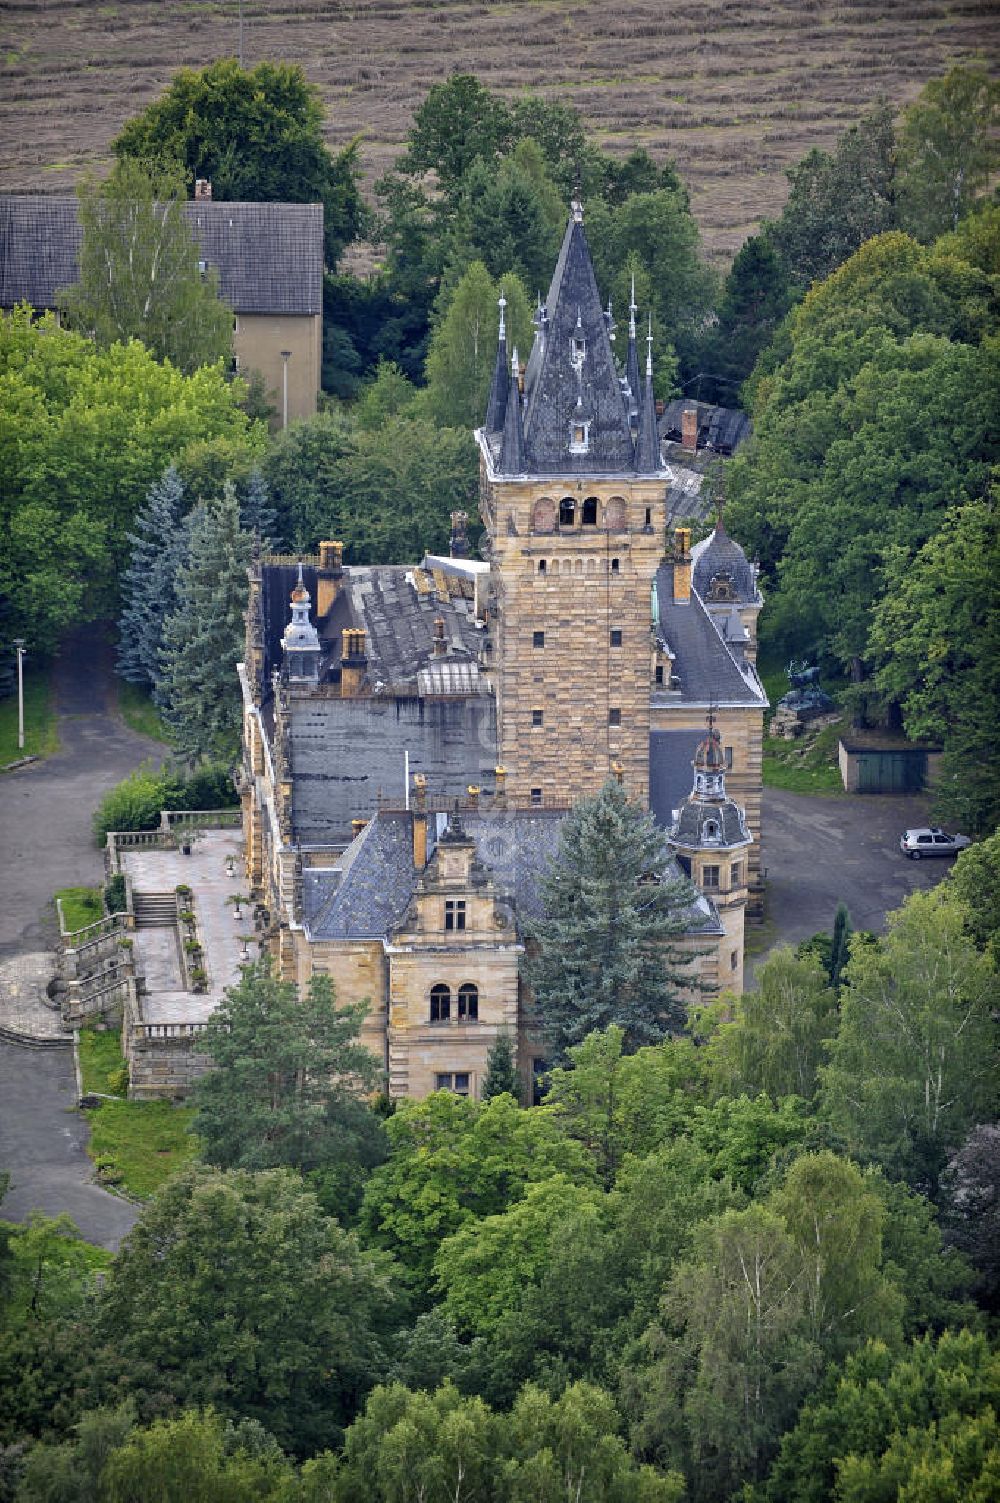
[706, 946, 838, 1103]
[113, 58, 364, 266]
[821, 887, 998, 1190]
[194, 963, 386, 1221]
[61, 160, 233, 375]
[93, 1167, 401, 1457]
[421, 262, 532, 431]
[526, 779, 698, 1059]
[897, 65, 1000, 241]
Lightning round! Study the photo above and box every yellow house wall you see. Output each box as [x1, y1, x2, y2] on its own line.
[234, 312, 320, 424]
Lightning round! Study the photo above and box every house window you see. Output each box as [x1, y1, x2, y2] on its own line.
[430, 984, 451, 1022]
[731, 862, 742, 887]
[559, 497, 576, 526]
[704, 819, 720, 843]
[531, 787, 543, 806]
[445, 900, 466, 932]
[725, 746, 734, 769]
[645, 507, 652, 527]
[436, 1072, 471, 1097]
[457, 983, 479, 1021]
[538, 559, 546, 573]
[582, 496, 598, 526]
[611, 558, 620, 574]
[571, 331, 586, 362]
[677, 854, 692, 877]
[703, 865, 720, 890]
[655, 665, 664, 686]
[731, 950, 739, 971]
[610, 629, 623, 647]
[609, 708, 622, 726]
[533, 630, 545, 648]
[532, 708, 544, 726]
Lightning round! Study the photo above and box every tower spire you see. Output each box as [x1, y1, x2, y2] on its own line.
[634, 310, 661, 473]
[483, 290, 509, 433]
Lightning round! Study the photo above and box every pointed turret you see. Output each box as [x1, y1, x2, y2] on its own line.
[499, 348, 526, 474]
[484, 292, 509, 435]
[634, 314, 662, 473]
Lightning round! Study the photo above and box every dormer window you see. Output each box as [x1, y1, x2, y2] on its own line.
[568, 420, 590, 455]
[703, 819, 721, 844]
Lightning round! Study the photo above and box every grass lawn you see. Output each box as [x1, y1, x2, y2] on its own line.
[56, 885, 104, 934]
[0, 666, 58, 764]
[116, 681, 173, 744]
[763, 721, 846, 795]
[79, 1028, 198, 1197]
[87, 1099, 198, 1199]
[78, 1026, 128, 1095]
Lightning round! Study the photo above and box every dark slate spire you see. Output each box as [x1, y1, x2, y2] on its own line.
[499, 348, 526, 473]
[634, 315, 662, 473]
[483, 291, 509, 434]
[625, 276, 641, 425]
[520, 205, 636, 474]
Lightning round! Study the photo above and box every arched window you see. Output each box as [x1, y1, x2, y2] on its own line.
[559, 497, 576, 527]
[703, 820, 720, 843]
[532, 498, 556, 533]
[430, 984, 451, 1022]
[582, 496, 598, 526]
[457, 983, 479, 1021]
[538, 559, 546, 573]
[605, 497, 627, 530]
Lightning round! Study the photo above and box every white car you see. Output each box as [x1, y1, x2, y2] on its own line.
[899, 827, 971, 860]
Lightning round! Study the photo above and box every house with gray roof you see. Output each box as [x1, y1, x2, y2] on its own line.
[0, 189, 322, 420]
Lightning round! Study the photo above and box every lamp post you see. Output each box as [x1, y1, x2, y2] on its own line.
[280, 350, 292, 430]
[12, 639, 26, 751]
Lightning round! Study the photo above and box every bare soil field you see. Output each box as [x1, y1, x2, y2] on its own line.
[1, 0, 997, 262]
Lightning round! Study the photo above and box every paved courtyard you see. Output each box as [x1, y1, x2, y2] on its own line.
[756, 785, 952, 965]
[124, 829, 255, 1023]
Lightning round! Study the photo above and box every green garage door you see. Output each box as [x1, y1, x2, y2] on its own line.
[857, 751, 926, 793]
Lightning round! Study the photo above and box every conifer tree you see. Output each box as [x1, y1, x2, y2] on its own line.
[481, 1031, 521, 1103]
[117, 465, 189, 690]
[158, 482, 252, 763]
[526, 779, 698, 1060]
[829, 901, 853, 988]
[239, 466, 280, 548]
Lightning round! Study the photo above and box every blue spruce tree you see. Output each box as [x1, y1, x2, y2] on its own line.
[240, 467, 280, 549]
[117, 466, 189, 691]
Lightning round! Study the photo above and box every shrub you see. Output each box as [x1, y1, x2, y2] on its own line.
[105, 873, 127, 913]
[93, 762, 237, 844]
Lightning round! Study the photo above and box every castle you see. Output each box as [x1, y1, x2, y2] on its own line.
[239, 203, 766, 1100]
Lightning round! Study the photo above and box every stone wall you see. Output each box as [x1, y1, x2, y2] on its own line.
[126, 1029, 211, 1099]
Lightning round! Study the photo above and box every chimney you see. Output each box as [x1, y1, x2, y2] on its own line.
[316, 540, 344, 616]
[673, 527, 692, 604]
[351, 818, 368, 839]
[494, 765, 507, 807]
[340, 627, 367, 697]
[412, 773, 427, 869]
[433, 617, 447, 657]
[681, 406, 699, 452]
[195, 178, 212, 201]
[449, 511, 470, 559]
[467, 784, 480, 809]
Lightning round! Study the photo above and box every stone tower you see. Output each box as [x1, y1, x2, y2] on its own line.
[476, 203, 668, 805]
[668, 717, 752, 993]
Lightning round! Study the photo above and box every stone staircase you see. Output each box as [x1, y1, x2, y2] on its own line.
[132, 892, 177, 928]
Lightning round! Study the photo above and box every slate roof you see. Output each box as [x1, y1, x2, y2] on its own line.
[650, 729, 708, 831]
[672, 798, 751, 850]
[302, 806, 720, 940]
[484, 209, 661, 477]
[0, 195, 322, 315]
[303, 813, 418, 940]
[691, 522, 760, 605]
[654, 564, 768, 709]
[659, 398, 751, 456]
[262, 561, 489, 697]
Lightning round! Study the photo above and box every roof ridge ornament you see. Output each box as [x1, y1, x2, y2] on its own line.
[629, 275, 637, 340]
[571, 196, 583, 223]
[646, 312, 653, 379]
[498, 290, 507, 341]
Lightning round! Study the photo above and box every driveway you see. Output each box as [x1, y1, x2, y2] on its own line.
[0, 1041, 138, 1249]
[759, 786, 952, 960]
[0, 626, 164, 959]
[0, 627, 159, 1247]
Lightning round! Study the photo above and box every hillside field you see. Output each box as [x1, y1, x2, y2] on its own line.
[1, 0, 997, 262]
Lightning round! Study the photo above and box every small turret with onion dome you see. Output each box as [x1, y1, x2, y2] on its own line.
[281, 563, 322, 684]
